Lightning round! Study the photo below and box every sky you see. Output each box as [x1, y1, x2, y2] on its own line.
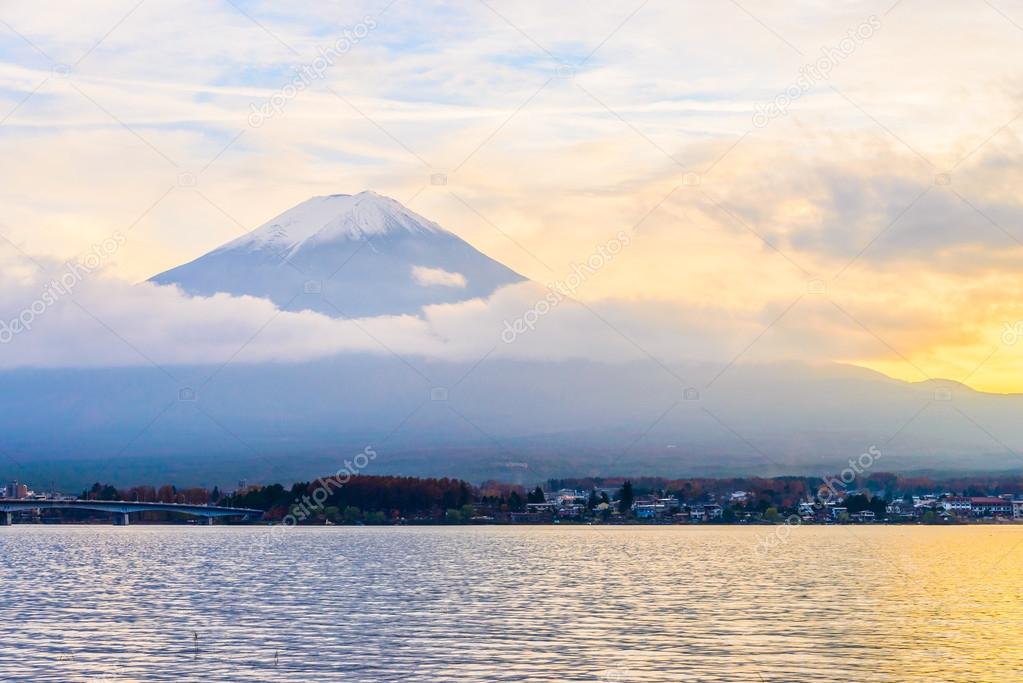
[2, 0, 1023, 391]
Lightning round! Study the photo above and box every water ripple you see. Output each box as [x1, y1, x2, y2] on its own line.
[0, 526, 1021, 682]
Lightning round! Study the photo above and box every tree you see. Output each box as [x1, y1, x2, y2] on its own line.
[85, 484, 121, 501]
[527, 486, 546, 504]
[618, 481, 634, 514]
[764, 507, 781, 523]
[845, 494, 870, 513]
[458, 482, 472, 507]
[869, 496, 888, 519]
[587, 489, 599, 511]
[210, 486, 221, 504]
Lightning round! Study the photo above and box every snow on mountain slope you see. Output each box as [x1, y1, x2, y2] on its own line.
[220, 192, 443, 253]
[149, 191, 526, 318]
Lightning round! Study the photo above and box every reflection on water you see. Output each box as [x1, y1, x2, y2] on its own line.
[1, 525, 1021, 682]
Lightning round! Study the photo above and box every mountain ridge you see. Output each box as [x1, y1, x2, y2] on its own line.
[3, 356, 1023, 489]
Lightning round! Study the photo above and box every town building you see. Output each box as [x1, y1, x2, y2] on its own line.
[942, 497, 972, 514]
[970, 497, 1012, 517]
[689, 503, 723, 521]
[4, 482, 30, 499]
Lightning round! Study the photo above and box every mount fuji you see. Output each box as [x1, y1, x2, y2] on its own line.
[150, 191, 525, 317]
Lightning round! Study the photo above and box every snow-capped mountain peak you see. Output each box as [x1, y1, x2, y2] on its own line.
[227, 191, 443, 257]
[150, 191, 525, 318]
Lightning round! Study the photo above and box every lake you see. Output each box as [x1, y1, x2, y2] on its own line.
[1, 525, 1021, 681]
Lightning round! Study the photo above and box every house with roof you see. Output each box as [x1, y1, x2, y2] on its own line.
[689, 503, 723, 521]
[970, 497, 1012, 517]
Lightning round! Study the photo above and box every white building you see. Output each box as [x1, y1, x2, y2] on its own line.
[942, 497, 972, 513]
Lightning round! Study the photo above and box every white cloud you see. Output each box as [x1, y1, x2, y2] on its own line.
[0, 252, 788, 368]
[2, 245, 1023, 396]
[411, 265, 466, 288]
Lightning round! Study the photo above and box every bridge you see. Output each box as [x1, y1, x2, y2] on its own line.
[0, 499, 263, 525]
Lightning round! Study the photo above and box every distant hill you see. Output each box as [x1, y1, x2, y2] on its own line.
[1, 357, 1022, 490]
